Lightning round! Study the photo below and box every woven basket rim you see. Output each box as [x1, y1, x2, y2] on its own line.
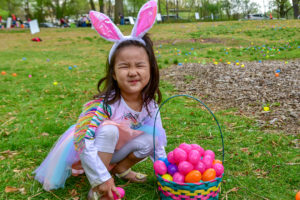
[156, 173, 224, 186]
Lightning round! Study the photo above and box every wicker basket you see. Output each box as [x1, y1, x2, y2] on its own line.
[153, 95, 225, 200]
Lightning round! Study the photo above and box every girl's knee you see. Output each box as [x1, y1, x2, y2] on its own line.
[95, 125, 119, 153]
[96, 125, 119, 141]
[133, 134, 154, 158]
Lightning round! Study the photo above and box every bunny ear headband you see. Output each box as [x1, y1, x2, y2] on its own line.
[89, 0, 157, 64]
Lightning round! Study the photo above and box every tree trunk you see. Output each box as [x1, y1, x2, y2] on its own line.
[98, 0, 104, 13]
[292, 0, 299, 19]
[89, 0, 96, 10]
[108, 0, 112, 18]
[24, 0, 31, 20]
[7, 0, 12, 16]
[114, 0, 123, 24]
[158, 0, 161, 14]
[166, 0, 169, 20]
[176, 0, 179, 19]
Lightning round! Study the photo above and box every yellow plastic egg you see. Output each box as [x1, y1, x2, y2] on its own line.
[162, 174, 173, 181]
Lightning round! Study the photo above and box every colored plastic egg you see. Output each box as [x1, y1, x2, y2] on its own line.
[167, 151, 176, 164]
[185, 170, 202, 183]
[194, 160, 206, 174]
[296, 191, 300, 200]
[178, 161, 194, 175]
[202, 168, 216, 182]
[167, 163, 178, 175]
[188, 150, 201, 165]
[173, 148, 187, 163]
[153, 160, 167, 175]
[213, 163, 224, 177]
[179, 143, 192, 154]
[112, 187, 125, 200]
[204, 150, 215, 160]
[173, 172, 185, 183]
[213, 159, 223, 165]
[162, 174, 173, 181]
[158, 157, 170, 167]
[202, 155, 213, 169]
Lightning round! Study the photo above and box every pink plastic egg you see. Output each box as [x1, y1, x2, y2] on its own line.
[213, 163, 224, 177]
[204, 150, 215, 160]
[113, 187, 125, 200]
[179, 143, 192, 154]
[167, 151, 176, 164]
[178, 161, 194, 175]
[154, 160, 167, 175]
[173, 172, 185, 183]
[194, 160, 206, 174]
[202, 155, 213, 169]
[173, 148, 187, 163]
[188, 150, 201, 165]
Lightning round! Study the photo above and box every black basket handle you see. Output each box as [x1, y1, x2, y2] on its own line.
[153, 94, 224, 164]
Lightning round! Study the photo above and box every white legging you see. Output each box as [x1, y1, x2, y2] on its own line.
[94, 125, 154, 163]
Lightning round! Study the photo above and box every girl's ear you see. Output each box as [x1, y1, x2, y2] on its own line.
[131, 0, 157, 39]
[89, 11, 124, 42]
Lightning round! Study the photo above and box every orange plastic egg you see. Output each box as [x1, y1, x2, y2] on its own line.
[185, 170, 202, 183]
[202, 168, 216, 182]
[213, 160, 223, 165]
[296, 191, 300, 200]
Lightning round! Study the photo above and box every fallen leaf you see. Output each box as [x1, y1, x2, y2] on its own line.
[41, 132, 49, 136]
[5, 186, 19, 193]
[240, 148, 249, 153]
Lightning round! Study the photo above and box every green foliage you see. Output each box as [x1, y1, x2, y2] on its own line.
[0, 21, 299, 199]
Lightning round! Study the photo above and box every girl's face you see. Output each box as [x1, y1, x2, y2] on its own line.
[113, 45, 150, 98]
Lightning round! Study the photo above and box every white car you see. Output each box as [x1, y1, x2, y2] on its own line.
[245, 14, 269, 20]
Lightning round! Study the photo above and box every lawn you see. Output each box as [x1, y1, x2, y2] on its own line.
[0, 20, 299, 200]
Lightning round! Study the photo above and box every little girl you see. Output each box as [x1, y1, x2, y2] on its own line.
[34, 1, 166, 199]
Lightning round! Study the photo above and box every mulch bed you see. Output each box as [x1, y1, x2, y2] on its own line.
[161, 59, 300, 135]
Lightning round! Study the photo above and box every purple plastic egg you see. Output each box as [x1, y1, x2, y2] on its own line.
[213, 163, 224, 177]
[167, 163, 178, 176]
[173, 148, 187, 163]
[173, 172, 185, 183]
[202, 155, 213, 169]
[204, 150, 215, 160]
[194, 160, 206, 174]
[188, 150, 201, 165]
[167, 151, 176, 164]
[154, 160, 167, 175]
[179, 143, 192, 154]
[178, 161, 194, 175]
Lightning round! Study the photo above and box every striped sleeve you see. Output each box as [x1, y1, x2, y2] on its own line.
[74, 99, 112, 153]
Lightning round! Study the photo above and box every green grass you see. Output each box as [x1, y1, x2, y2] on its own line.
[0, 20, 299, 199]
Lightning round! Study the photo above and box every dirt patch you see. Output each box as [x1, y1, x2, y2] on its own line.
[154, 38, 224, 46]
[161, 60, 300, 135]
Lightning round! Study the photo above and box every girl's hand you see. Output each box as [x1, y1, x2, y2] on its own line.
[93, 178, 120, 200]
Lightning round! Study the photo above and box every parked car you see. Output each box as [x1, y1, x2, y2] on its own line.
[161, 15, 181, 22]
[124, 17, 136, 25]
[245, 14, 269, 20]
[40, 22, 56, 28]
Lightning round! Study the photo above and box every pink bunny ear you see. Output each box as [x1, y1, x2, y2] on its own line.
[131, 0, 157, 38]
[89, 11, 124, 42]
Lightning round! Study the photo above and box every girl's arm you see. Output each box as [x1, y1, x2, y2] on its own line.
[80, 139, 112, 188]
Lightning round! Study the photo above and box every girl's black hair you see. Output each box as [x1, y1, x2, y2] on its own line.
[94, 33, 162, 116]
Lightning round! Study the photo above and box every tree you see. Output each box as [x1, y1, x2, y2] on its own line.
[292, 0, 299, 19]
[271, 0, 293, 18]
[221, 0, 232, 19]
[158, 0, 161, 14]
[89, 0, 96, 10]
[99, 0, 104, 13]
[114, 0, 123, 24]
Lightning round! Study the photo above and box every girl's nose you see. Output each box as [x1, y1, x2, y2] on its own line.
[128, 67, 137, 76]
